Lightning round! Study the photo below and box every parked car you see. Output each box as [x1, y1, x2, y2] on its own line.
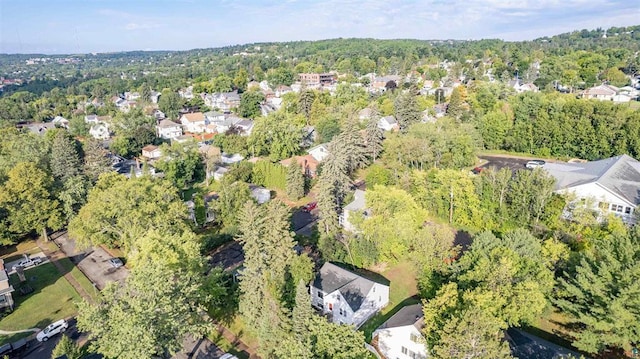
[36, 319, 68, 342]
[0, 337, 29, 357]
[108, 257, 124, 268]
[12, 255, 43, 271]
[220, 354, 239, 359]
[471, 167, 483, 175]
[525, 160, 546, 169]
[302, 202, 317, 212]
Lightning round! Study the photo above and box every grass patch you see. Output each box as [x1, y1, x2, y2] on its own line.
[57, 257, 99, 302]
[0, 332, 32, 347]
[359, 261, 421, 342]
[526, 307, 579, 351]
[226, 316, 259, 349]
[0, 262, 81, 342]
[208, 330, 250, 359]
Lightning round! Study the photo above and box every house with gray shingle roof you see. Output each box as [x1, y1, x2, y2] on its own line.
[372, 304, 426, 359]
[339, 189, 368, 232]
[310, 262, 389, 328]
[542, 154, 640, 223]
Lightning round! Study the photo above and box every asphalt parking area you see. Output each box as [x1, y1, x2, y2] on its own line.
[53, 232, 129, 290]
[478, 155, 548, 172]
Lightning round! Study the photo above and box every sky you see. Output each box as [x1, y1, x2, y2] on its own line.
[0, 0, 639, 54]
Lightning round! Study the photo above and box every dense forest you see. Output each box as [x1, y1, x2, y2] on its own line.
[1, 24, 640, 359]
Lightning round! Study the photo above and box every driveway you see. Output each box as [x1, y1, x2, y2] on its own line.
[507, 328, 581, 359]
[5, 252, 48, 275]
[53, 232, 129, 290]
[478, 155, 554, 172]
[173, 335, 226, 359]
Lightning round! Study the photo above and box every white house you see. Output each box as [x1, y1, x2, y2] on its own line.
[89, 122, 110, 140]
[180, 112, 206, 133]
[339, 189, 367, 232]
[308, 143, 330, 162]
[310, 262, 389, 328]
[156, 119, 183, 140]
[84, 114, 99, 124]
[372, 304, 427, 359]
[236, 119, 254, 136]
[378, 116, 399, 131]
[52, 116, 69, 128]
[220, 153, 244, 165]
[542, 154, 640, 224]
[582, 84, 618, 101]
[213, 166, 228, 181]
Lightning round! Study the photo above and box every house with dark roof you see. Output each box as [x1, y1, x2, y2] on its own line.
[377, 115, 399, 131]
[542, 154, 640, 223]
[0, 259, 15, 311]
[310, 262, 389, 328]
[339, 189, 367, 232]
[372, 304, 426, 359]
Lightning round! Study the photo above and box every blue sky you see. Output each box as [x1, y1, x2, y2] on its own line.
[1, 0, 638, 54]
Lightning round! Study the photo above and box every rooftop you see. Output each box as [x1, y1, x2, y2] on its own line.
[313, 262, 387, 312]
[377, 304, 424, 330]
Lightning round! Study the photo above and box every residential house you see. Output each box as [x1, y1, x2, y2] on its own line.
[275, 85, 293, 97]
[204, 111, 225, 123]
[220, 153, 244, 165]
[204, 193, 218, 223]
[204, 91, 241, 112]
[149, 91, 161, 104]
[310, 262, 390, 328]
[152, 109, 166, 120]
[85, 114, 99, 124]
[308, 143, 330, 162]
[582, 84, 618, 101]
[378, 116, 399, 131]
[124, 91, 140, 101]
[141, 145, 162, 159]
[613, 94, 633, 103]
[179, 86, 194, 100]
[249, 185, 271, 204]
[301, 126, 317, 148]
[180, 112, 207, 133]
[113, 159, 158, 178]
[508, 79, 539, 93]
[371, 75, 402, 92]
[213, 167, 228, 181]
[89, 122, 110, 140]
[372, 304, 426, 359]
[339, 189, 368, 232]
[542, 154, 640, 224]
[52, 115, 69, 128]
[0, 259, 15, 311]
[235, 119, 254, 136]
[172, 135, 195, 144]
[280, 155, 319, 178]
[157, 119, 183, 140]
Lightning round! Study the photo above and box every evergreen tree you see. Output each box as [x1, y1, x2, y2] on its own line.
[298, 90, 315, 124]
[83, 139, 112, 182]
[394, 91, 421, 131]
[286, 162, 305, 200]
[447, 86, 467, 121]
[332, 119, 369, 174]
[555, 232, 640, 354]
[51, 335, 83, 359]
[50, 131, 82, 184]
[317, 152, 351, 235]
[364, 116, 384, 162]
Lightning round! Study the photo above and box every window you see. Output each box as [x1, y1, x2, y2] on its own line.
[401, 347, 408, 355]
[317, 291, 323, 299]
[626, 207, 632, 214]
[373, 286, 376, 293]
[611, 204, 624, 213]
[339, 308, 343, 316]
[410, 333, 420, 343]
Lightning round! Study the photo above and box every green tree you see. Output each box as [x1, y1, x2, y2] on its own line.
[286, 162, 305, 200]
[447, 86, 468, 121]
[298, 90, 315, 124]
[0, 162, 62, 241]
[555, 232, 640, 354]
[238, 90, 264, 118]
[364, 115, 384, 162]
[51, 334, 83, 359]
[58, 175, 90, 221]
[50, 131, 82, 184]
[154, 142, 204, 189]
[213, 179, 253, 230]
[78, 260, 211, 359]
[68, 173, 189, 252]
[83, 139, 112, 182]
[212, 74, 233, 93]
[394, 91, 421, 131]
[248, 112, 303, 161]
[233, 68, 249, 91]
[158, 90, 183, 120]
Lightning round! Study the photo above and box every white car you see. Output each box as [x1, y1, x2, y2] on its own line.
[525, 160, 546, 169]
[36, 319, 68, 342]
[12, 256, 43, 271]
[220, 354, 239, 359]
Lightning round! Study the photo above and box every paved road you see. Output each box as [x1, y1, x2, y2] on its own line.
[22, 318, 86, 359]
[507, 328, 582, 359]
[53, 232, 129, 290]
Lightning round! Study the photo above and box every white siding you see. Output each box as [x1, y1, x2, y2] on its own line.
[374, 325, 427, 359]
[559, 182, 635, 222]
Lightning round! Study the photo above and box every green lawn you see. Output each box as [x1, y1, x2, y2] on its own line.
[208, 330, 250, 359]
[58, 257, 99, 302]
[359, 261, 421, 342]
[0, 262, 81, 344]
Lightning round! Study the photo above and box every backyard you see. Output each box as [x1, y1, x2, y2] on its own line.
[0, 262, 81, 345]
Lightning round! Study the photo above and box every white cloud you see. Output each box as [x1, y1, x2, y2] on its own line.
[125, 22, 159, 31]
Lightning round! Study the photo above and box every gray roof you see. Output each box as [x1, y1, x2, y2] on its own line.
[380, 115, 397, 125]
[157, 119, 180, 128]
[313, 262, 386, 312]
[344, 189, 366, 211]
[543, 155, 640, 205]
[378, 304, 424, 330]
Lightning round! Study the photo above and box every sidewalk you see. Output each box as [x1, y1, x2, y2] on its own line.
[35, 236, 94, 304]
